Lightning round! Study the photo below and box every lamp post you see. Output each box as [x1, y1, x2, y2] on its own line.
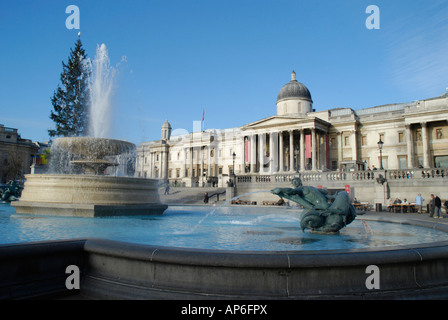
[377, 138, 384, 170]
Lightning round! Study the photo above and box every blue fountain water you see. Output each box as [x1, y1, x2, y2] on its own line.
[2, 203, 448, 251]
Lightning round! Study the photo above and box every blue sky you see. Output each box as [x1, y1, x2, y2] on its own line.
[1, 0, 447, 145]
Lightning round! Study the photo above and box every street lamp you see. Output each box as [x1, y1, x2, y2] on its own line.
[377, 138, 384, 170]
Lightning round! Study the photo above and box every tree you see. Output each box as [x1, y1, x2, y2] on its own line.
[48, 38, 90, 138]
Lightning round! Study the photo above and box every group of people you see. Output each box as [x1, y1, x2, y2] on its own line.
[387, 193, 447, 217]
[387, 197, 412, 213]
[429, 194, 447, 219]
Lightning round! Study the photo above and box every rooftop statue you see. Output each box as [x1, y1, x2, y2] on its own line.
[272, 177, 356, 234]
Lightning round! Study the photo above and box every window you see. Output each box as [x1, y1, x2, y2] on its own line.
[417, 156, 423, 168]
[416, 130, 422, 141]
[398, 132, 404, 143]
[398, 156, 407, 169]
[435, 156, 448, 168]
[344, 136, 350, 146]
[361, 135, 367, 146]
[331, 161, 338, 171]
[330, 137, 336, 148]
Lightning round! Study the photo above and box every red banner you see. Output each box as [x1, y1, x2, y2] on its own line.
[305, 134, 311, 159]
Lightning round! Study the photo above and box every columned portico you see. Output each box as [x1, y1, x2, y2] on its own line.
[240, 125, 329, 174]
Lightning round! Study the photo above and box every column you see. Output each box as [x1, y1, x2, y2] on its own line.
[189, 147, 193, 178]
[316, 132, 321, 171]
[207, 146, 212, 177]
[250, 134, 257, 173]
[258, 132, 265, 173]
[323, 133, 328, 170]
[159, 150, 165, 179]
[279, 131, 284, 173]
[200, 147, 204, 182]
[311, 128, 317, 171]
[300, 129, 305, 172]
[337, 132, 343, 169]
[405, 125, 414, 168]
[351, 130, 358, 162]
[183, 148, 187, 178]
[241, 137, 246, 174]
[421, 122, 430, 168]
[289, 130, 295, 172]
[269, 132, 275, 174]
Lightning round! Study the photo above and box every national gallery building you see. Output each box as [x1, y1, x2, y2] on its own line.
[136, 71, 448, 188]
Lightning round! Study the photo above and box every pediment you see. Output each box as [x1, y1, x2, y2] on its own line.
[241, 115, 329, 132]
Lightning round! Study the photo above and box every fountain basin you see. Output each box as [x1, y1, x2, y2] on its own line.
[2, 205, 448, 299]
[11, 174, 167, 217]
[52, 137, 135, 160]
[80, 234, 448, 299]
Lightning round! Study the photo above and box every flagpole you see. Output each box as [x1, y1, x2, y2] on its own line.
[202, 108, 205, 132]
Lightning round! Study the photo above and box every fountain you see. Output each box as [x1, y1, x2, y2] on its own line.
[272, 177, 356, 234]
[11, 44, 167, 217]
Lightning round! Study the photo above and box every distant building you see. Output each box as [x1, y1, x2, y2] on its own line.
[136, 71, 448, 187]
[0, 125, 39, 183]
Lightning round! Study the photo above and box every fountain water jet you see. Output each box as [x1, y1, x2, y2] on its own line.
[87, 43, 115, 139]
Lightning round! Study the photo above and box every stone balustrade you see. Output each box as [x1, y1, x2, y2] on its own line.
[236, 168, 447, 187]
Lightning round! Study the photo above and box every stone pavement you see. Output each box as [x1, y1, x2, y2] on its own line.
[356, 209, 448, 226]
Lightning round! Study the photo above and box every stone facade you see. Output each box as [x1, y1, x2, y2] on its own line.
[0, 125, 39, 183]
[136, 72, 448, 192]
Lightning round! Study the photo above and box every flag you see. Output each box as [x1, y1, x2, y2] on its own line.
[202, 108, 205, 131]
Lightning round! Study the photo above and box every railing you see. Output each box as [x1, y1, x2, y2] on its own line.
[236, 168, 447, 185]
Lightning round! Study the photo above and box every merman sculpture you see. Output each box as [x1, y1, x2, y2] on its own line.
[272, 177, 356, 234]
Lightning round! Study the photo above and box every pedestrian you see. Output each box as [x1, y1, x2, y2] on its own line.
[444, 200, 448, 215]
[164, 184, 170, 195]
[415, 194, 424, 214]
[434, 195, 442, 218]
[429, 194, 435, 217]
[203, 192, 209, 204]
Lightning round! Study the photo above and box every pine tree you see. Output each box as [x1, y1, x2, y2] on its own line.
[48, 38, 90, 138]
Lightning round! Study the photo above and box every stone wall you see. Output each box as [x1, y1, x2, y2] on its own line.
[234, 169, 448, 207]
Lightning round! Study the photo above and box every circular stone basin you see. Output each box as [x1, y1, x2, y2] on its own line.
[2, 204, 448, 299]
[11, 174, 166, 217]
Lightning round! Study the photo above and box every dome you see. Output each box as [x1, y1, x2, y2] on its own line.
[162, 119, 172, 129]
[277, 71, 312, 103]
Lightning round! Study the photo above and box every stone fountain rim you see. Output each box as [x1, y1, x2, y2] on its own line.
[81, 213, 448, 267]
